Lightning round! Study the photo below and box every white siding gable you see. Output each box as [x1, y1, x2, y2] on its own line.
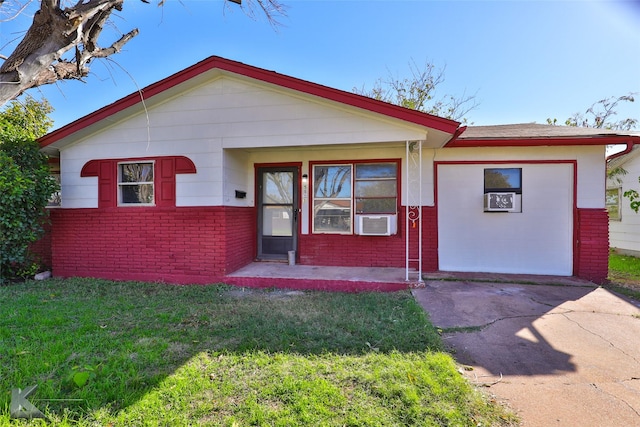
[59, 76, 430, 208]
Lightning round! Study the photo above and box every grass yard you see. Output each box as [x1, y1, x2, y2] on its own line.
[0, 278, 516, 426]
[608, 250, 640, 301]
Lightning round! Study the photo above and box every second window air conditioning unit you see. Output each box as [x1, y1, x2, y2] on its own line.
[356, 215, 394, 236]
[484, 192, 516, 212]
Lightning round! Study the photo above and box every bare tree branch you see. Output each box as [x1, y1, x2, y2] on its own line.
[549, 93, 638, 131]
[0, 0, 285, 107]
[0, 0, 130, 105]
[354, 59, 479, 123]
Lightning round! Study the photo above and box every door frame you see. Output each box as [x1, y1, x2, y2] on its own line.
[255, 163, 302, 260]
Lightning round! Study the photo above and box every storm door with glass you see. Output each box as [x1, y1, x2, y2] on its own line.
[257, 167, 299, 260]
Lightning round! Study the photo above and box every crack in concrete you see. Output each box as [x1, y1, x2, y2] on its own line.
[440, 313, 541, 333]
[527, 295, 562, 309]
[590, 382, 640, 418]
[444, 306, 576, 333]
[560, 312, 640, 366]
[444, 307, 640, 373]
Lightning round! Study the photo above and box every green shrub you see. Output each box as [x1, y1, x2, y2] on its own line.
[0, 139, 58, 282]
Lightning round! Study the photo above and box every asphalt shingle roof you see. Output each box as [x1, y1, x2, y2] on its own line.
[460, 123, 639, 140]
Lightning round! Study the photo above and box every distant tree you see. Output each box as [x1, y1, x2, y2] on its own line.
[0, 97, 58, 282]
[0, 0, 285, 107]
[547, 93, 638, 131]
[484, 170, 511, 189]
[549, 94, 639, 213]
[354, 59, 479, 123]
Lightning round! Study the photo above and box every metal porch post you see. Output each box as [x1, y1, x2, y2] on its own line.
[405, 140, 424, 284]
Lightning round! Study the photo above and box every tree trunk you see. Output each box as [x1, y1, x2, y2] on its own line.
[0, 0, 137, 107]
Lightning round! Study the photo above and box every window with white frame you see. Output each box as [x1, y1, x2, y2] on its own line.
[312, 161, 398, 234]
[118, 162, 154, 205]
[606, 187, 621, 220]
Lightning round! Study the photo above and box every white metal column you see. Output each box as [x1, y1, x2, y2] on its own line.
[405, 140, 424, 283]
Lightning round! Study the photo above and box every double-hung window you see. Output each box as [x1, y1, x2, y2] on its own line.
[118, 162, 155, 206]
[355, 163, 398, 214]
[313, 164, 352, 233]
[312, 161, 398, 234]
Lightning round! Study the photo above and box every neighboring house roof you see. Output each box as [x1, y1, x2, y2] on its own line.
[448, 123, 640, 147]
[607, 144, 640, 169]
[38, 56, 461, 154]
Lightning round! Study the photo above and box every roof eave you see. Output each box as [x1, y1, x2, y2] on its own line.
[446, 135, 640, 148]
[39, 56, 460, 150]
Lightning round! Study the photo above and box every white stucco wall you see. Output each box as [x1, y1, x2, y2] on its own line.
[433, 145, 605, 208]
[437, 162, 574, 275]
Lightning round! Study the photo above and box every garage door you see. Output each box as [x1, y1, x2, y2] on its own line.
[437, 163, 573, 276]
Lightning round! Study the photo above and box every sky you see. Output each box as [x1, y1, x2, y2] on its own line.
[1, 0, 639, 130]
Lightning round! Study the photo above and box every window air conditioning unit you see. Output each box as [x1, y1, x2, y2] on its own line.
[484, 192, 516, 212]
[356, 215, 395, 236]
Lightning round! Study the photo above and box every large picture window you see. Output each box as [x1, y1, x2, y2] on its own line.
[118, 162, 154, 205]
[312, 161, 398, 234]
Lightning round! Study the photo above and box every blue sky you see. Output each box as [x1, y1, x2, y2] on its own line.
[2, 0, 639, 129]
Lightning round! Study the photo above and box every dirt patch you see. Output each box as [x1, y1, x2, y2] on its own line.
[608, 274, 640, 288]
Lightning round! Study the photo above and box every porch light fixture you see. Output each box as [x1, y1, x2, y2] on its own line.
[302, 174, 308, 183]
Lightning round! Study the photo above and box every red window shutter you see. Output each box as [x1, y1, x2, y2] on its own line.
[81, 156, 195, 209]
[157, 158, 175, 207]
[99, 161, 116, 208]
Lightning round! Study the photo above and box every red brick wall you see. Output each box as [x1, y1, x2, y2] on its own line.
[224, 207, 257, 273]
[46, 204, 607, 284]
[574, 208, 609, 284]
[50, 206, 255, 284]
[298, 207, 438, 269]
[422, 207, 438, 272]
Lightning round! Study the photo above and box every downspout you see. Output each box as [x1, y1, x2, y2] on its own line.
[606, 141, 634, 162]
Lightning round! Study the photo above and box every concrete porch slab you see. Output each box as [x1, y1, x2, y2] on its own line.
[223, 262, 418, 292]
[223, 263, 599, 292]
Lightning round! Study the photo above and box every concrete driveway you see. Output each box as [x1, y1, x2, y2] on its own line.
[412, 277, 640, 426]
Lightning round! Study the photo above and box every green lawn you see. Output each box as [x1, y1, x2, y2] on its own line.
[608, 251, 640, 300]
[0, 279, 516, 426]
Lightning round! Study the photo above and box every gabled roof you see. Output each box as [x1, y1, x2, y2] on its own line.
[448, 123, 640, 147]
[39, 56, 461, 150]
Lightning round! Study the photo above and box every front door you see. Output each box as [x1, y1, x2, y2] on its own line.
[257, 167, 299, 260]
